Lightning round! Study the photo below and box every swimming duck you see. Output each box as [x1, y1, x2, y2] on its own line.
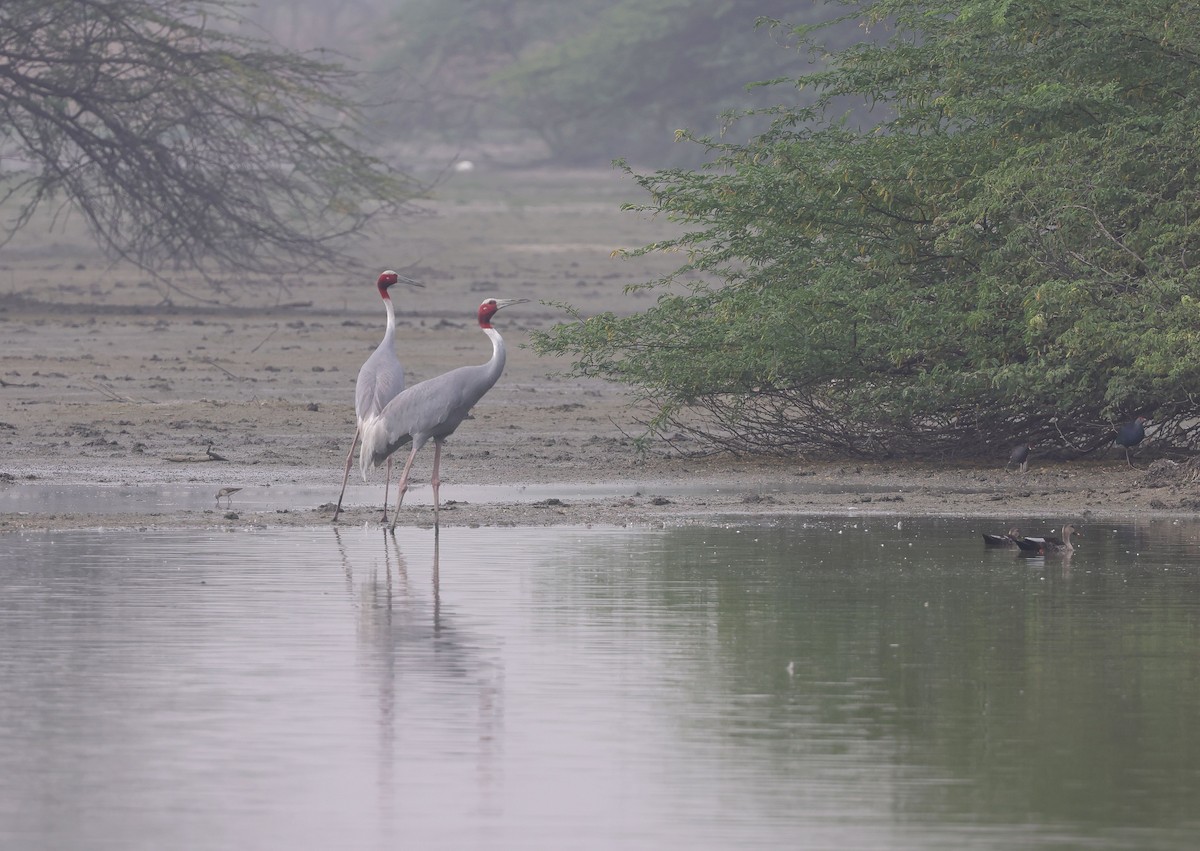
[982, 527, 1023, 547]
[1014, 525, 1078, 555]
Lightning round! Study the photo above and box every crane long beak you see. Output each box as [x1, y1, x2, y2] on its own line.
[493, 298, 530, 310]
[396, 274, 425, 288]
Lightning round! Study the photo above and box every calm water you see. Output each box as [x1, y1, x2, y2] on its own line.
[1, 518, 1198, 850]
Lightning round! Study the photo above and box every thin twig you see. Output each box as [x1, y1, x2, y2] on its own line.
[199, 358, 247, 381]
[250, 324, 279, 354]
[83, 380, 140, 403]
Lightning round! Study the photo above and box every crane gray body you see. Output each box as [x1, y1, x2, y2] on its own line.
[357, 297, 527, 529]
[331, 270, 422, 522]
[361, 341, 503, 477]
[356, 322, 405, 425]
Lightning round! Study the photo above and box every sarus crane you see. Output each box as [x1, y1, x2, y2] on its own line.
[332, 270, 423, 522]
[360, 297, 528, 530]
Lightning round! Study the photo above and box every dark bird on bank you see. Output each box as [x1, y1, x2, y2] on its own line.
[1006, 442, 1031, 473]
[1014, 524, 1078, 556]
[361, 297, 529, 531]
[1115, 416, 1149, 468]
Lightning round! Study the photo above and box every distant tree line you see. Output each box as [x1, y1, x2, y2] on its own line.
[370, 0, 864, 166]
[1, 0, 850, 291]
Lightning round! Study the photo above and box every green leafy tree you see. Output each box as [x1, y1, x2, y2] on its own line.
[0, 0, 420, 294]
[534, 0, 1200, 458]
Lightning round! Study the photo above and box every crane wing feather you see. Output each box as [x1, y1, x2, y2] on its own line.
[355, 342, 405, 421]
[358, 322, 510, 483]
[359, 363, 496, 478]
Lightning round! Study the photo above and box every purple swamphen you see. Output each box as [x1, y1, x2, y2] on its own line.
[1115, 416, 1149, 467]
[1006, 442, 1031, 473]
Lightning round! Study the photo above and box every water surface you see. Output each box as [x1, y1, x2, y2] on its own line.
[1, 518, 1197, 849]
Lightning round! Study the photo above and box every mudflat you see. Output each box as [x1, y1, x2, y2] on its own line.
[0, 169, 1189, 532]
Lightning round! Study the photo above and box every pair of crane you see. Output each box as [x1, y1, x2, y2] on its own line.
[331, 271, 527, 530]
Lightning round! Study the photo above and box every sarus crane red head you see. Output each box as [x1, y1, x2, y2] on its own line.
[478, 297, 529, 328]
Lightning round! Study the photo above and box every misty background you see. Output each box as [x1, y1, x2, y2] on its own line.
[243, 0, 865, 169]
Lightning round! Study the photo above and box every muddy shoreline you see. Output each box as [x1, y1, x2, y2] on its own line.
[1, 451, 1190, 533]
[1, 168, 1193, 533]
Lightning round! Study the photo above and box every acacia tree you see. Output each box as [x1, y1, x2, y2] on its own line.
[0, 0, 419, 292]
[533, 0, 1200, 458]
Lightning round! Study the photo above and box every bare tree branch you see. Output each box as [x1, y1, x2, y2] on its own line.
[0, 0, 423, 293]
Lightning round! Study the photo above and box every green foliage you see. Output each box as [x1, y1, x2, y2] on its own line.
[534, 0, 1200, 457]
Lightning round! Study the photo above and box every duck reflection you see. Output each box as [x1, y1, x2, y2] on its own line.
[333, 527, 504, 814]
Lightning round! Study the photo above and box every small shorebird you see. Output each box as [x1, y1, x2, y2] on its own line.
[215, 487, 243, 506]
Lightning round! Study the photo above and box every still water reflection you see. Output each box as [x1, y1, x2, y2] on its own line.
[0, 518, 1197, 850]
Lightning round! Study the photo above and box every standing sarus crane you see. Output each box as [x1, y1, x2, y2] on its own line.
[332, 270, 423, 522]
[360, 297, 528, 530]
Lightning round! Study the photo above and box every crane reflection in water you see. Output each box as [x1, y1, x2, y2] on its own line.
[333, 528, 505, 814]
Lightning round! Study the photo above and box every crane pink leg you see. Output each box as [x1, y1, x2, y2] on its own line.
[332, 426, 360, 522]
[388, 444, 421, 532]
[430, 439, 443, 524]
[380, 456, 392, 523]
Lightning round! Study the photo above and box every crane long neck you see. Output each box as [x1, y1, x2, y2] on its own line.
[382, 294, 396, 342]
[481, 326, 506, 385]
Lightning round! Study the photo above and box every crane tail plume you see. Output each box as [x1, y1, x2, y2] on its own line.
[360, 415, 414, 481]
[359, 417, 386, 481]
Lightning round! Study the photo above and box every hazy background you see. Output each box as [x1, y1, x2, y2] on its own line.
[241, 0, 867, 169]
